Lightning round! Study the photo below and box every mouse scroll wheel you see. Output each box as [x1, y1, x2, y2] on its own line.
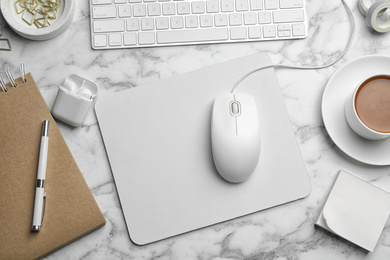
[231, 101, 241, 117]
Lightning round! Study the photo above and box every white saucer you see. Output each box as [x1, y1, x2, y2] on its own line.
[322, 55, 390, 166]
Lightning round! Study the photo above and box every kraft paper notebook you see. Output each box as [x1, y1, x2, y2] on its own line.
[95, 53, 311, 245]
[0, 70, 105, 260]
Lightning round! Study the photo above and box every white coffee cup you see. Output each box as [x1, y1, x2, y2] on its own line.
[345, 74, 390, 140]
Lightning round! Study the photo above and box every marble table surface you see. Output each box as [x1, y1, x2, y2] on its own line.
[1, 0, 390, 259]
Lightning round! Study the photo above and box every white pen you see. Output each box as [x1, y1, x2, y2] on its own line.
[31, 120, 49, 232]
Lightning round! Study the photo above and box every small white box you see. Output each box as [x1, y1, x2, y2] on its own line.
[51, 74, 98, 127]
[315, 170, 390, 252]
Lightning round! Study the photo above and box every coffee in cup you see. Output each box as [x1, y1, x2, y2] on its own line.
[345, 74, 390, 140]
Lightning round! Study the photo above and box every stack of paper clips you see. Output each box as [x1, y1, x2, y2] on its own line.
[13, 0, 62, 29]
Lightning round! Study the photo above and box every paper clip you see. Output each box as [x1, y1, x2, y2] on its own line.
[20, 62, 27, 82]
[0, 75, 8, 92]
[0, 39, 12, 51]
[0, 24, 12, 52]
[5, 67, 17, 87]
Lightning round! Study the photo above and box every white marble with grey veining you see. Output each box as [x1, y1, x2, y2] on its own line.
[1, 0, 390, 259]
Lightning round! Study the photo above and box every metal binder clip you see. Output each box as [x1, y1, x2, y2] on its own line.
[0, 75, 8, 92]
[20, 62, 26, 82]
[5, 66, 17, 87]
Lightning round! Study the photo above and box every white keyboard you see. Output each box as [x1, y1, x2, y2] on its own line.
[89, 0, 307, 50]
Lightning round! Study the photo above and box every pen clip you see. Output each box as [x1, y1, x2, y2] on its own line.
[40, 192, 47, 226]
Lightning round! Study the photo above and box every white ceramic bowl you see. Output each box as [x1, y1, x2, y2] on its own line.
[0, 0, 75, 40]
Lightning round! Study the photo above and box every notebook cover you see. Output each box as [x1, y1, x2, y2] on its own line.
[95, 53, 311, 245]
[0, 73, 106, 260]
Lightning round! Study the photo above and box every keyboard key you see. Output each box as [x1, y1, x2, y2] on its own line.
[206, 0, 220, 13]
[124, 33, 137, 45]
[157, 28, 229, 43]
[278, 30, 290, 37]
[141, 18, 155, 30]
[162, 2, 175, 15]
[244, 12, 257, 25]
[250, 0, 263, 10]
[109, 33, 122, 46]
[133, 4, 146, 17]
[94, 20, 125, 33]
[148, 3, 161, 16]
[138, 32, 155, 44]
[221, 0, 234, 12]
[236, 0, 249, 11]
[279, 0, 303, 9]
[263, 25, 276, 37]
[156, 17, 169, 29]
[215, 14, 228, 26]
[177, 2, 190, 15]
[118, 5, 131, 18]
[248, 26, 261, 38]
[192, 1, 205, 14]
[185, 16, 199, 28]
[273, 10, 304, 23]
[200, 15, 213, 27]
[94, 34, 107, 47]
[258, 12, 271, 24]
[229, 13, 243, 26]
[265, 0, 278, 10]
[171, 16, 184, 29]
[230, 27, 247, 39]
[292, 23, 305, 36]
[93, 6, 116, 19]
[127, 18, 140, 31]
[277, 24, 289, 30]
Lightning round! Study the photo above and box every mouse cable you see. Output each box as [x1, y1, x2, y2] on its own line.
[231, 0, 355, 94]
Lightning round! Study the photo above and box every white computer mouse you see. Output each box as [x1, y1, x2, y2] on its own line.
[211, 93, 261, 183]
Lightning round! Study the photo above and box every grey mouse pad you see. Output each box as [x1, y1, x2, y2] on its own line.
[95, 53, 311, 245]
